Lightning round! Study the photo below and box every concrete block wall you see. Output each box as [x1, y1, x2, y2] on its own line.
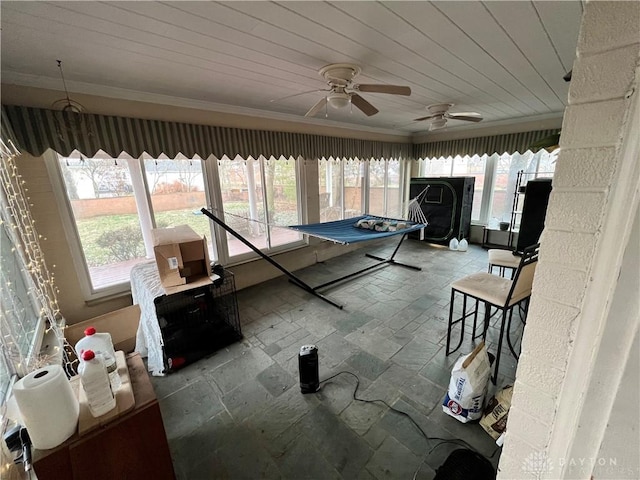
[498, 2, 640, 479]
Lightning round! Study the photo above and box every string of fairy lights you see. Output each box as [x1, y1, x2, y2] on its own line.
[0, 139, 66, 383]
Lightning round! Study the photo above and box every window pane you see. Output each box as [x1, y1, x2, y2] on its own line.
[420, 157, 453, 176]
[343, 160, 363, 218]
[1, 221, 40, 398]
[490, 152, 543, 226]
[144, 158, 214, 258]
[368, 159, 386, 216]
[218, 156, 269, 256]
[319, 159, 343, 222]
[264, 157, 302, 247]
[368, 160, 402, 218]
[59, 157, 146, 289]
[451, 155, 487, 222]
[536, 150, 557, 178]
[217, 156, 302, 257]
[490, 153, 516, 225]
[386, 160, 401, 218]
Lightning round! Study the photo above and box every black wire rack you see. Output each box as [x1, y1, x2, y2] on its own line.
[154, 271, 242, 372]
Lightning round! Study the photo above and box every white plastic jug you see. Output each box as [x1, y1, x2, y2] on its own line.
[458, 238, 468, 252]
[79, 350, 116, 417]
[449, 238, 459, 251]
[75, 327, 121, 391]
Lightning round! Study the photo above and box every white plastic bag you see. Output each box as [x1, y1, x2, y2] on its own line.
[442, 342, 491, 423]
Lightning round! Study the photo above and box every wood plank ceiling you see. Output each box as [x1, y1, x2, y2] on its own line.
[0, 1, 583, 136]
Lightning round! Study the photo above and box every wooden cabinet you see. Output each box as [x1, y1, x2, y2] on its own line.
[33, 354, 175, 480]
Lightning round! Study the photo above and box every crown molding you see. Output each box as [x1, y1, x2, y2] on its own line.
[1, 71, 412, 139]
[2, 71, 566, 145]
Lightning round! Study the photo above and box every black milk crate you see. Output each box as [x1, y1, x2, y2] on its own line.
[154, 271, 242, 372]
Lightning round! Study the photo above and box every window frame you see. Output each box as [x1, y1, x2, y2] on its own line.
[418, 150, 556, 226]
[210, 154, 307, 265]
[46, 151, 128, 300]
[0, 204, 48, 401]
[366, 158, 407, 219]
[47, 152, 307, 299]
[47, 152, 216, 300]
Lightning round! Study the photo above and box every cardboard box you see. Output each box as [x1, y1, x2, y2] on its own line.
[151, 225, 213, 293]
[65, 305, 140, 354]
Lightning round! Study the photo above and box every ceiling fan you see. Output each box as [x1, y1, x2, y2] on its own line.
[414, 103, 483, 130]
[294, 63, 411, 117]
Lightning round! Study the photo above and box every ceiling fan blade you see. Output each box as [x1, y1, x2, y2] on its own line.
[350, 94, 379, 116]
[413, 113, 440, 122]
[305, 97, 327, 117]
[271, 89, 329, 103]
[356, 84, 411, 96]
[446, 112, 483, 122]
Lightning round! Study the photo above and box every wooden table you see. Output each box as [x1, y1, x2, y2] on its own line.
[33, 353, 175, 480]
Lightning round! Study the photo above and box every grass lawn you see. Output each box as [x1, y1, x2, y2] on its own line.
[75, 202, 299, 267]
[77, 210, 211, 266]
[75, 205, 253, 267]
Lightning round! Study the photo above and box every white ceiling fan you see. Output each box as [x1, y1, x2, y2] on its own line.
[414, 103, 483, 130]
[275, 63, 411, 118]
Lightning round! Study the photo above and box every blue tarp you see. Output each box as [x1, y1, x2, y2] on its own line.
[288, 215, 425, 245]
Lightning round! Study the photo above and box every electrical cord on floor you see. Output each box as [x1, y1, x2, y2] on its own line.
[318, 370, 500, 479]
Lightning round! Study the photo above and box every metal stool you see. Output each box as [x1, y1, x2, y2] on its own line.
[488, 249, 521, 279]
[446, 244, 540, 383]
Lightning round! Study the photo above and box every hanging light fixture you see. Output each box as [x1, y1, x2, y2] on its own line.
[51, 60, 88, 135]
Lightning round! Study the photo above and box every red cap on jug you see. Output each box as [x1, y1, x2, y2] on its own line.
[82, 350, 95, 361]
[84, 327, 96, 336]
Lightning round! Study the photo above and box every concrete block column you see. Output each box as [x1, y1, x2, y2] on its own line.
[497, 1, 640, 479]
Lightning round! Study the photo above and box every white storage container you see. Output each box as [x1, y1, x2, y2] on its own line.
[79, 350, 116, 417]
[75, 326, 121, 391]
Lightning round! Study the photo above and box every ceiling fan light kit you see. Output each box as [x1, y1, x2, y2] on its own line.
[430, 118, 448, 130]
[304, 63, 411, 118]
[327, 92, 351, 109]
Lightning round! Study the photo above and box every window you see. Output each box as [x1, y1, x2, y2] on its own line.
[368, 159, 403, 218]
[143, 156, 212, 251]
[52, 152, 306, 297]
[488, 150, 557, 226]
[419, 155, 487, 222]
[421, 157, 453, 177]
[57, 155, 147, 291]
[52, 153, 212, 297]
[0, 218, 43, 400]
[319, 158, 365, 221]
[419, 149, 557, 225]
[215, 155, 303, 259]
[451, 155, 487, 222]
[319, 158, 345, 222]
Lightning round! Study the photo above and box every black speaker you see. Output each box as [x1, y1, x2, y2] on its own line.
[409, 177, 475, 245]
[516, 178, 552, 253]
[298, 345, 319, 393]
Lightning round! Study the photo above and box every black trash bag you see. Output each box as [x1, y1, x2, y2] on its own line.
[434, 448, 495, 480]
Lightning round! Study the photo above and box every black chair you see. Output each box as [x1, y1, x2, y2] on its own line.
[487, 248, 521, 279]
[446, 244, 540, 383]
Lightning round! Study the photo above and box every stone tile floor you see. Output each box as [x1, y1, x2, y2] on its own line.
[151, 240, 523, 479]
